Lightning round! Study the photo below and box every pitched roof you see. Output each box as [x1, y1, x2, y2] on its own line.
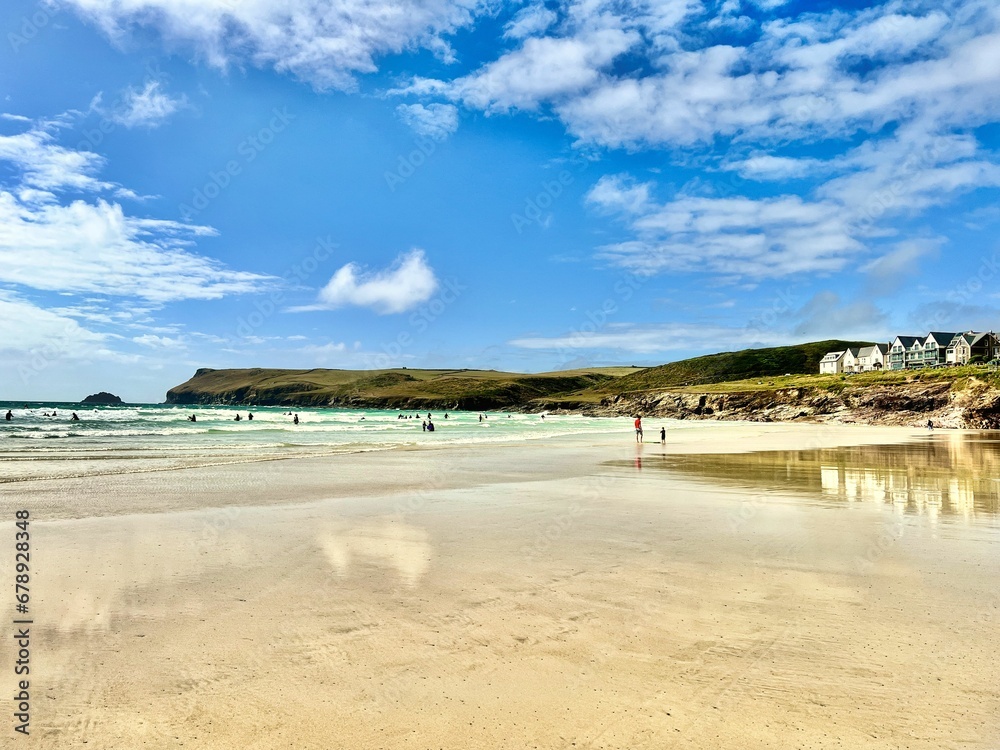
[925, 331, 959, 346]
[971, 331, 999, 346]
[892, 335, 921, 347]
[857, 344, 887, 357]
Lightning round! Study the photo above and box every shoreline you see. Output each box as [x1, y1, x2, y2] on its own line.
[0, 421, 950, 521]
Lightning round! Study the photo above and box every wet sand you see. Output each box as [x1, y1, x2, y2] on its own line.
[1, 422, 998, 749]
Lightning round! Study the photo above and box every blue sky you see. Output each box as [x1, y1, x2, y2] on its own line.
[1, 0, 999, 401]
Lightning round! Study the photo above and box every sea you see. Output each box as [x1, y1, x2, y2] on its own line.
[0, 402, 641, 482]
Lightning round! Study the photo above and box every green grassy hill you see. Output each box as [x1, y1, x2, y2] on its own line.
[166, 341, 901, 410]
[165, 366, 640, 410]
[603, 340, 875, 393]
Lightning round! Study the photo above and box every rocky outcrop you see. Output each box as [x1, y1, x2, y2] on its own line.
[582, 379, 1000, 429]
[81, 392, 123, 405]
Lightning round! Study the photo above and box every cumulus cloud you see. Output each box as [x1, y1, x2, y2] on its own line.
[314, 249, 439, 314]
[449, 28, 639, 112]
[58, 0, 487, 90]
[112, 80, 186, 128]
[395, 0, 999, 158]
[395, 103, 459, 140]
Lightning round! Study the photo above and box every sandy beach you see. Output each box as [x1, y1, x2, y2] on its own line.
[2, 422, 999, 749]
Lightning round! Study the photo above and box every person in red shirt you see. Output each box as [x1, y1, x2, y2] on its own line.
[634, 416, 643, 443]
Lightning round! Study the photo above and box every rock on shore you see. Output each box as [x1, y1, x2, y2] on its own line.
[81, 392, 124, 405]
[581, 379, 1000, 429]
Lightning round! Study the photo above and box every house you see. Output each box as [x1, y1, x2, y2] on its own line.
[819, 350, 846, 374]
[915, 331, 959, 368]
[821, 330, 997, 374]
[856, 343, 889, 371]
[842, 347, 862, 373]
[888, 335, 922, 370]
[947, 331, 1000, 364]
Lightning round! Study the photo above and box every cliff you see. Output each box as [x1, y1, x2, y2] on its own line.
[164, 354, 1000, 428]
[582, 377, 1000, 429]
[165, 366, 635, 411]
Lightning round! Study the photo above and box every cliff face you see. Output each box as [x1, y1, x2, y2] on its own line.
[165, 368, 619, 411]
[582, 380, 1000, 429]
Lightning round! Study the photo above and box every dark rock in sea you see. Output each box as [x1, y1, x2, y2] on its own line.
[81, 392, 123, 405]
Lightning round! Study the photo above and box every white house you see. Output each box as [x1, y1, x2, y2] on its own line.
[856, 343, 889, 371]
[821, 330, 998, 374]
[819, 350, 847, 374]
[947, 331, 1000, 364]
[842, 347, 861, 373]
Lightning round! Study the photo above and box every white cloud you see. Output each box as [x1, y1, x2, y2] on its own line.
[314, 249, 439, 314]
[113, 80, 186, 128]
[0, 193, 269, 301]
[0, 291, 108, 358]
[0, 117, 275, 302]
[723, 153, 828, 181]
[586, 174, 651, 214]
[510, 322, 796, 354]
[132, 334, 186, 348]
[395, 103, 459, 140]
[859, 239, 941, 294]
[449, 28, 639, 112]
[400, 0, 998, 155]
[58, 0, 487, 90]
[586, 176, 862, 278]
[791, 292, 890, 342]
[504, 4, 558, 40]
[0, 125, 110, 192]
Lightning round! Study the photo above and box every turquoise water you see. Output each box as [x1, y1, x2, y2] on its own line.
[0, 402, 636, 449]
[0, 402, 655, 481]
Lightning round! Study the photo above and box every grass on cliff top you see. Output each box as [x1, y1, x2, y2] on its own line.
[536, 364, 1000, 407]
[651, 365, 1000, 394]
[604, 340, 875, 393]
[169, 366, 644, 404]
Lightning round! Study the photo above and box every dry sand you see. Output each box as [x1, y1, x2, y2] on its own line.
[1, 422, 998, 749]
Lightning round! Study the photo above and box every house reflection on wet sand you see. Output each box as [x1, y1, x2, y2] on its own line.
[623, 431, 1000, 522]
